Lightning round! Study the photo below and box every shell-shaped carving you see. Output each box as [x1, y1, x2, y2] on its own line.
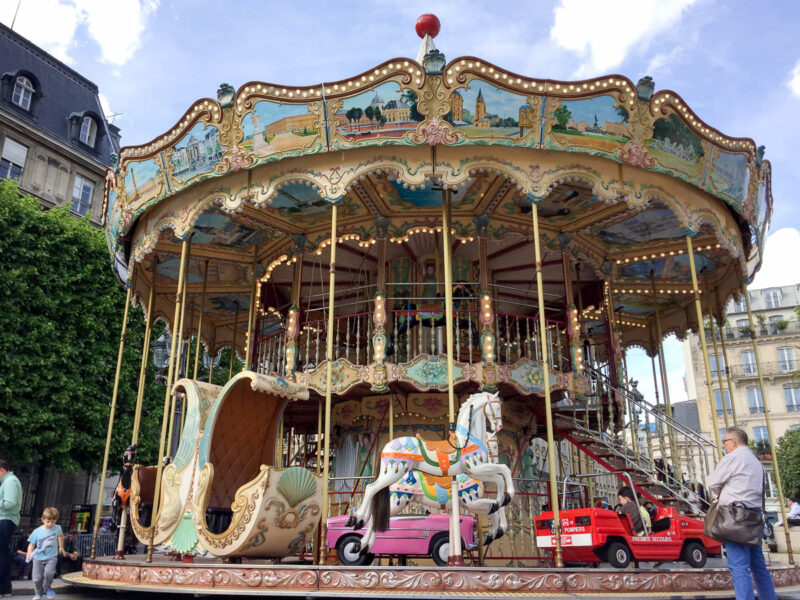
[276, 467, 318, 508]
[170, 512, 198, 554]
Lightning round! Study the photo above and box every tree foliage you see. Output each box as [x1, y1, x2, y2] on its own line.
[776, 428, 800, 499]
[0, 181, 163, 473]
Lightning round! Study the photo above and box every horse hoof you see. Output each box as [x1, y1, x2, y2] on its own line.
[358, 544, 371, 556]
[483, 534, 494, 546]
[495, 527, 505, 540]
[354, 519, 365, 530]
[353, 542, 361, 553]
[502, 492, 512, 507]
[488, 502, 499, 514]
[345, 515, 356, 528]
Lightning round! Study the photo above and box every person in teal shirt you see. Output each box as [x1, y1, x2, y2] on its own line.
[0, 457, 22, 597]
[26, 507, 65, 600]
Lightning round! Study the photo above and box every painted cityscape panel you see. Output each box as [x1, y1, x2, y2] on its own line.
[169, 122, 222, 183]
[336, 81, 419, 142]
[451, 80, 533, 140]
[242, 100, 320, 159]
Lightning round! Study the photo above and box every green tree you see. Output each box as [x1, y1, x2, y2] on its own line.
[364, 105, 375, 124]
[0, 181, 163, 473]
[400, 90, 425, 122]
[553, 105, 572, 130]
[615, 105, 630, 123]
[776, 428, 800, 500]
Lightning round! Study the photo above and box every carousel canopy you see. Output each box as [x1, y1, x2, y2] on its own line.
[103, 20, 771, 358]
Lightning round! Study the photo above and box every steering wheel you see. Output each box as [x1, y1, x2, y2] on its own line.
[612, 503, 622, 513]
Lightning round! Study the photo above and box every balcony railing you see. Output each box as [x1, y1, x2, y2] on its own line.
[729, 361, 797, 377]
[715, 319, 800, 341]
[254, 298, 569, 376]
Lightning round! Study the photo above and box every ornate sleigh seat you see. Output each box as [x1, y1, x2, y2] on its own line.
[191, 372, 323, 557]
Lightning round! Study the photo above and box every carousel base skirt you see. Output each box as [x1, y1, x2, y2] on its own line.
[65, 557, 800, 598]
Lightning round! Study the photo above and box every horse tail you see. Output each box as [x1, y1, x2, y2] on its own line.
[372, 486, 391, 532]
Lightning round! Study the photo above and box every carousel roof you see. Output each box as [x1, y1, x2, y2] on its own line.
[103, 17, 772, 357]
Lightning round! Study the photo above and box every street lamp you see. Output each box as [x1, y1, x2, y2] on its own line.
[152, 333, 171, 380]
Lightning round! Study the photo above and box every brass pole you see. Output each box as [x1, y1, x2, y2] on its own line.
[90, 262, 134, 560]
[715, 288, 739, 426]
[650, 353, 669, 469]
[576, 264, 594, 502]
[132, 259, 157, 444]
[245, 249, 259, 370]
[389, 396, 394, 440]
[316, 398, 322, 476]
[651, 275, 682, 481]
[278, 419, 285, 467]
[229, 301, 239, 380]
[441, 188, 463, 565]
[743, 283, 794, 564]
[193, 259, 209, 380]
[532, 202, 563, 567]
[319, 203, 338, 565]
[166, 239, 191, 458]
[208, 332, 216, 383]
[686, 236, 723, 461]
[148, 239, 189, 562]
[705, 281, 730, 430]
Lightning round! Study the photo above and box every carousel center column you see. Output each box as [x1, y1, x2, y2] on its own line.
[475, 215, 497, 389]
[285, 240, 305, 377]
[372, 217, 389, 391]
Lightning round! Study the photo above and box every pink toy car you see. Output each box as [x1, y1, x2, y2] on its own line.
[327, 513, 476, 566]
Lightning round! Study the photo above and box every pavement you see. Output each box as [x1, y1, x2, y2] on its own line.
[6, 576, 71, 597]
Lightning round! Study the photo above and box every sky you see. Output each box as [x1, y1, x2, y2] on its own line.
[3, 0, 800, 407]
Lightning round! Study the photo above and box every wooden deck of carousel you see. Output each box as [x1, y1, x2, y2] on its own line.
[67, 556, 800, 598]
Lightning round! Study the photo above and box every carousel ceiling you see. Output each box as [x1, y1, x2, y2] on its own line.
[109, 35, 772, 358]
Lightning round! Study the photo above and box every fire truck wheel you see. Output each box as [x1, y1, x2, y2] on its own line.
[683, 541, 707, 568]
[607, 541, 631, 568]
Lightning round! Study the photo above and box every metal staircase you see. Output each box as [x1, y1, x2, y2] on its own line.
[555, 365, 718, 515]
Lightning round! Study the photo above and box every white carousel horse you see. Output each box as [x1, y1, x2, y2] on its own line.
[387, 397, 508, 546]
[348, 391, 514, 553]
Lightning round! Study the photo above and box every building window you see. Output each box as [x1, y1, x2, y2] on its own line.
[0, 138, 28, 181]
[79, 116, 97, 147]
[12, 76, 34, 110]
[741, 350, 756, 375]
[732, 298, 747, 313]
[764, 290, 782, 309]
[778, 347, 795, 373]
[747, 386, 764, 414]
[70, 175, 93, 216]
[753, 426, 770, 455]
[713, 389, 732, 416]
[785, 385, 800, 412]
[790, 425, 800, 431]
[709, 353, 725, 378]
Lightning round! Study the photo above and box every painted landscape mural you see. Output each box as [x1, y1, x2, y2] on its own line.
[170, 122, 222, 183]
[708, 150, 750, 207]
[242, 100, 320, 159]
[646, 114, 706, 178]
[547, 95, 629, 153]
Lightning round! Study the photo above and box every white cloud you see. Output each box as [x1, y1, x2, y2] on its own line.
[751, 227, 800, 289]
[0, 0, 158, 66]
[550, 0, 697, 77]
[789, 59, 800, 97]
[645, 46, 683, 78]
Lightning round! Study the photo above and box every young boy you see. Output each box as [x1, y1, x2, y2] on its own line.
[26, 507, 65, 599]
[617, 486, 646, 536]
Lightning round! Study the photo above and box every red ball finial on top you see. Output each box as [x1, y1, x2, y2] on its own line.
[415, 14, 440, 39]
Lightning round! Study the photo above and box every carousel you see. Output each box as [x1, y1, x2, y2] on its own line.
[66, 15, 800, 597]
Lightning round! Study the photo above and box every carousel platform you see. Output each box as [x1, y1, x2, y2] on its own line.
[65, 556, 800, 598]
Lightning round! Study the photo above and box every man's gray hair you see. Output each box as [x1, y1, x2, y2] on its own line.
[726, 426, 748, 445]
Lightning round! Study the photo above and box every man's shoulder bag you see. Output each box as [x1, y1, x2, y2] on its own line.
[703, 469, 765, 547]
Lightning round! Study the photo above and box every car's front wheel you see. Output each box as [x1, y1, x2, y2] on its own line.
[607, 541, 631, 568]
[337, 534, 374, 566]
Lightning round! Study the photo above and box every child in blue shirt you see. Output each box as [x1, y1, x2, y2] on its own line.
[26, 507, 65, 599]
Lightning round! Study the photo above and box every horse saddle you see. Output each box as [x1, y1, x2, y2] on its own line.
[415, 433, 456, 454]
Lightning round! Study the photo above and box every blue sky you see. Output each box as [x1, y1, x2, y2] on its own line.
[3, 0, 800, 406]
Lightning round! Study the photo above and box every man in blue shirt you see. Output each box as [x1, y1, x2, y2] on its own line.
[0, 458, 22, 597]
